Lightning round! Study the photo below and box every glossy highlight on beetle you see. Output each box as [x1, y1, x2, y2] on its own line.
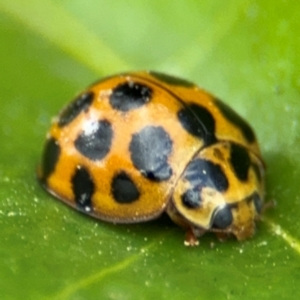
[37, 71, 265, 246]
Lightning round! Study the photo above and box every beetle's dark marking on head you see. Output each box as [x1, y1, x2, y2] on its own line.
[177, 103, 217, 145]
[149, 71, 195, 87]
[58, 92, 94, 127]
[212, 205, 233, 229]
[111, 171, 140, 203]
[181, 188, 202, 209]
[230, 143, 251, 181]
[184, 158, 229, 192]
[75, 119, 113, 161]
[129, 126, 173, 181]
[40, 137, 61, 182]
[214, 98, 256, 143]
[72, 166, 95, 212]
[109, 81, 152, 112]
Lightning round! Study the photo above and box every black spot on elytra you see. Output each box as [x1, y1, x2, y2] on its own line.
[214, 98, 256, 143]
[230, 143, 251, 181]
[40, 137, 61, 182]
[72, 166, 95, 212]
[177, 103, 217, 145]
[212, 205, 233, 229]
[149, 71, 195, 87]
[253, 192, 263, 213]
[109, 81, 152, 112]
[181, 188, 202, 209]
[129, 126, 173, 181]
[75, 119, 113, 161]
[111, 171, 140, 203]
[58, 92, 94, 127]
[184, 158, 229, 192]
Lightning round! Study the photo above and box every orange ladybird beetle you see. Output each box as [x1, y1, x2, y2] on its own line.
[37, 71, 265, 246]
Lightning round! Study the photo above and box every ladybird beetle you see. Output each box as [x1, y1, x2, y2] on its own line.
[37, 71, 265, 246]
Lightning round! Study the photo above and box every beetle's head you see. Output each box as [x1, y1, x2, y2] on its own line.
[169, 141, 265, 240]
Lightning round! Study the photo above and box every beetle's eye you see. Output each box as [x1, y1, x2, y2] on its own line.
[253, 192, 263, 213]
[212, 205, 233, 229]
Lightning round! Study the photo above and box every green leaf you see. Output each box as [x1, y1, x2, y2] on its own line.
[0, 0, 299, 299]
